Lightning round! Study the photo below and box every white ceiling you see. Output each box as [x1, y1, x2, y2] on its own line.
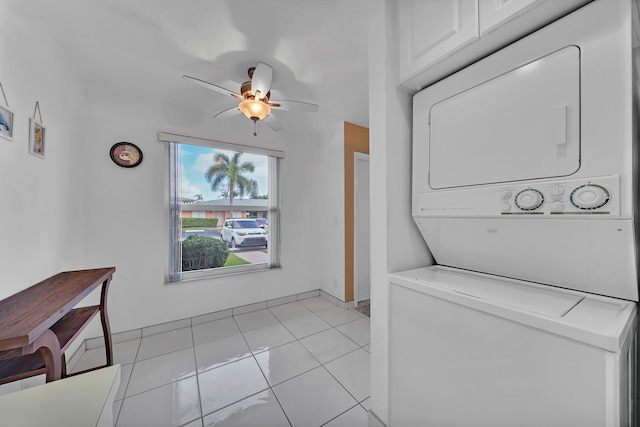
[6, 0, 370, 132]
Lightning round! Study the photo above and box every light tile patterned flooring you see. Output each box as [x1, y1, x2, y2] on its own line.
[71, 296, 371, 427]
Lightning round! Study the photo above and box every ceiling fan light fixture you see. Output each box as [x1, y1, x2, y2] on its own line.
[239, 99, 271, 121]
[184, 62, 317, 134]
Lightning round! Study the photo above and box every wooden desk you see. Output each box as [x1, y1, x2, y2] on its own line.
[0, 267, 115, 383]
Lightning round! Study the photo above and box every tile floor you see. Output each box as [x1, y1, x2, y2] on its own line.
[70, 296, 371, 427]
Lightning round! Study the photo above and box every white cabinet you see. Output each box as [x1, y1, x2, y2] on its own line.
[397, 0, 478, 86]
[479, 0, 539, 34]
[396, 0, 593, 92]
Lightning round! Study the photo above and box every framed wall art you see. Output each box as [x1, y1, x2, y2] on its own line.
[109, 142, 143, 168]
[0, 104, 13, 141]
[28, 118, 45, 158]
[0, 82, 13, 141]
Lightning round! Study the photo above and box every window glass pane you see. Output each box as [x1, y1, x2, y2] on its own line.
[169, 141, 277, 281]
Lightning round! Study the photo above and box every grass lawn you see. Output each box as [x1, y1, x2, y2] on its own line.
[183, 227, 218, 230]
[224, 253, 251, 267]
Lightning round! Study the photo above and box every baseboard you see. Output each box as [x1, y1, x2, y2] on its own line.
[368, 410, 387, 427]
[320, 289, 355, 309]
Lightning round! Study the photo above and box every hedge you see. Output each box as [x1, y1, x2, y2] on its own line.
[181, 235, 229, 271]
[181, 218, 218, 228]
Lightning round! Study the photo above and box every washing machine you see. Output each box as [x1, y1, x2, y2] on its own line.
[389, 0, 640, 425]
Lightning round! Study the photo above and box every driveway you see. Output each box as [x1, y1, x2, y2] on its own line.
[231, 248, 267, 263]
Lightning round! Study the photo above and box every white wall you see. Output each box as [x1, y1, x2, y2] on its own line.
[368, 0, 435, 424]
[0, 0, 370, 379]
[0, 4, 87, 297]
[0, 10, 361, 339]
[79, 86, 338, 333]
[311, 122, 346, 300]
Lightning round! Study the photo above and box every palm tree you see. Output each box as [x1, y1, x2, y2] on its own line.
[204, 152, 255, 206]
[249, 179, 259, 199]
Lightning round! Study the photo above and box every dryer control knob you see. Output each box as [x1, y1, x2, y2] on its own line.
[570, 184, 610, 210]
[550, 201, 564, 212]
[550, 185, 564, 197]
[515, 189, 544, 211]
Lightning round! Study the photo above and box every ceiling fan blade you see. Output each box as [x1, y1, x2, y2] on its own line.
[262, 113, 283, 132]
[269, 100, 318, 112]
[183, 75, 243, 99]
[251, 63, 273, 101]
[213, 107, 242, 119]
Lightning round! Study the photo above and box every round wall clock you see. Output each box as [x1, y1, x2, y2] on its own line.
[110, 142, 143, 168]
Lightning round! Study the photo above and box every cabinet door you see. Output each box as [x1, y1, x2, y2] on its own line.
[479, 0, 541, 34]
[397, 0, 478, 83]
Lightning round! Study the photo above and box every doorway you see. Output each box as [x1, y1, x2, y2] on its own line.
[354, 152, 370, 306]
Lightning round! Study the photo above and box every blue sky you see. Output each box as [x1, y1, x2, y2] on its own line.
[179, 145, 268, 201]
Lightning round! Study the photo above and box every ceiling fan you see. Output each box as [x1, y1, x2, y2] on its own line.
[183, 63, 318, 135]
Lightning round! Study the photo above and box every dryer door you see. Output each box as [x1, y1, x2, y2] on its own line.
[429, 46, 580, 189]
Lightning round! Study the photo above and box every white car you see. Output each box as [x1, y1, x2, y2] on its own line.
[221, 219, 268, 248]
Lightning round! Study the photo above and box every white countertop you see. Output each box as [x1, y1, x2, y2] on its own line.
[0, 365, 121, 427]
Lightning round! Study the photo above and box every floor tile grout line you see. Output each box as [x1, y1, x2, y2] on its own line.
[134, 327, 194, 362]
[265, 311, 357, 427]
[198, 387, 274, 423]
[112, 295, 368, 426]
[189, 323, 206, 424]
[319, 401, 363, 427]
[211, 313, 293, 426]
[121, 337, 196, 399]
[332, 320, 370, 346]
[104, 297, 340, 352]
[113, 339, 142, 426]
[321, 355, 371, 407]
[278, 315, 332, 341]
[129, 343, 195, 366]
[106, 310, 366, 387]
[266, 363, 323, 388]
[120, 371, 199, 400]
[93, 320, 366, 403]
[235, 309, 364, 426]
[249, 351, 294, 427]
[293, 323, 363, 370]
[320, 362, 359, 401]
[200, 313, 249, 419]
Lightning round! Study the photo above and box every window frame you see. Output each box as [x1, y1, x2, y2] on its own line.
[160, 132, 282, 282]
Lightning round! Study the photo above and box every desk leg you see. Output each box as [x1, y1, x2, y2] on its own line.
[29, 329, 62, 382]
[100, 277, 113, 366]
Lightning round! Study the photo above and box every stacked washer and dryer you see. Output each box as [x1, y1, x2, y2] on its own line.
[388, 1, 639, 426]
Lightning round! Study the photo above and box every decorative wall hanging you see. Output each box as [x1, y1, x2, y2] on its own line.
[109, 142, 143, 168]
[28, 102, 45, 158]
[0, 82, 14, 141]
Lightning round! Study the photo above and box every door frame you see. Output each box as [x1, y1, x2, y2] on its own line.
[343, 122, 369, 302]
[353, 152, 370, 305]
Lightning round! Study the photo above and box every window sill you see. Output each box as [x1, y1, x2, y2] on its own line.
[165, 264, 281, 284]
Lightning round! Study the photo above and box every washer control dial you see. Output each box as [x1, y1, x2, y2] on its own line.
[549, 185, 564, 197]
[515, 189, 544, 211]
[570, 184, 610, 210]
[550, 201, 565, 212]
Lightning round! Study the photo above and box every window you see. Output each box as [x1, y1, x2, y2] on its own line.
[160, 132, 282, 282]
